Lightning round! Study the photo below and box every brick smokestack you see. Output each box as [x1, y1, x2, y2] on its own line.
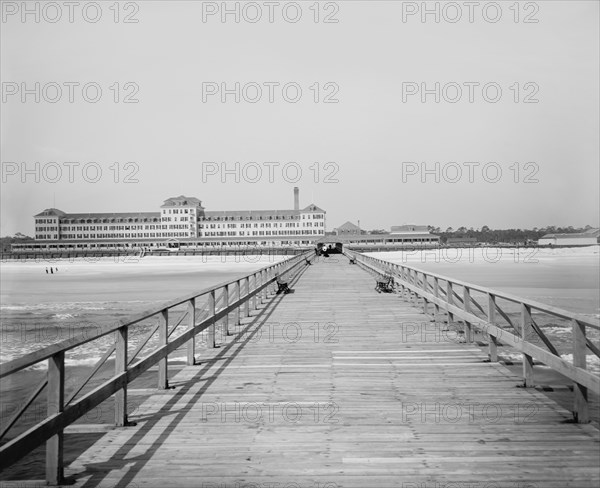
[294, 187, 299, 210]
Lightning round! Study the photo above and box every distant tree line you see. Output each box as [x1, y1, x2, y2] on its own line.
[0, 233, 33, 253]
[354, 225, 597, 244]
[426, 225, 596, 244]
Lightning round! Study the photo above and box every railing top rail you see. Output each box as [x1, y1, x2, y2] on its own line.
[0, 252, 308, 378]
[354, 251, 600, 330]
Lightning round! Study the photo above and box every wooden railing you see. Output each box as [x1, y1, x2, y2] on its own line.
[346, 250, 600, 424]
[0, 251, 311, 484]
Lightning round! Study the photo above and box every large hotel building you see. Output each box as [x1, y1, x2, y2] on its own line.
[15, 188, 326, 252]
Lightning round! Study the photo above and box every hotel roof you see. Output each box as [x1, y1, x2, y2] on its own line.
[202, 204, 324, 219]
[60, 212, 160, 221]
[34, 208, 67, 217]
[160, 196, 204, 208]
[34, 201, 325, 221]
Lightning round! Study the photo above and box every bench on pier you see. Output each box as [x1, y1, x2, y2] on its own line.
[375, 274, 395, 293]
[276, 275, 292, 294]
[305, 257, 312, 266]
[349, 257, 356, 265]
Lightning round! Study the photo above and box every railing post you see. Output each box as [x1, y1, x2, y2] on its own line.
[244, 277, 250, 317]
[261, 269, 267, 303]
[187, 298, 196, 365]
[446, 282, 454, 323]
[433, 277, 440, 318]
[254, 272, 260, 306]
[224, 284, 230, 336]
[115, 326, 128, 426]
[158, 309, 169, 389]
[411, 270, 418, 306]
[259, 270, 265, 306]
[422, 273, 428, 315]
[392, 264, 401, 295]
[487, 293, 498, 362]
[208, 290, 216, 347]
[236, 280, 242, 326]
[267, 268, 274, 296]
[572, 319, 589, 423]
[463, 286, 473, 343]
[46, 351, 65, 485]
[521, 303, 534, 387]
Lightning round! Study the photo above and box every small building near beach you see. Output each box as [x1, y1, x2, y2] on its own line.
[334, 221, 362, 236]
[538, 228, 599, 246]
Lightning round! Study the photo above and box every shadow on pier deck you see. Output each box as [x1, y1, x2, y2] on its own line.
[62, 256, 599, 488]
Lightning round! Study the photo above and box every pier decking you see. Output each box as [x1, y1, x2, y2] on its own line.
[63, 257, 599, 488]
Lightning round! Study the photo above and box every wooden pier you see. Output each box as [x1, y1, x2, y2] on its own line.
[1, 252, 599, 487]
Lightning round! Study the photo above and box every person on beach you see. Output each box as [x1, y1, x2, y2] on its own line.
[50, 268, 53, 274]
[45, 268, 48, 274]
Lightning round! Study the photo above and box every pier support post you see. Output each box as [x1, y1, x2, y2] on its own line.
[46, 351, 65, 485]
[463, 286, 473, 343]
[487, 294, 498, 362]
[572, 319, 589, 423]
[187, 298, 196, 365]
[115, 326, 128, 425]
[158, 309, 169, 388]
[521, 304, 534, 387]
[208, 290, 216, 347]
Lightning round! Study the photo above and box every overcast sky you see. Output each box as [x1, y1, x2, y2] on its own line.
[1, 0, 598, 235]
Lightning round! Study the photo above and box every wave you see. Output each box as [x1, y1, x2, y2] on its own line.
[1, 300, 153, 312]
[500, 351, 600, 375]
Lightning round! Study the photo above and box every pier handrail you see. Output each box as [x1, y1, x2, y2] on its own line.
[346, 250, 600, 424]
[0, 251, 311, 483]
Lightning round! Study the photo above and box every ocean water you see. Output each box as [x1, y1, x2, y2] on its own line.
[0, 255, 285, 366]
[368, 246, 600, 373]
